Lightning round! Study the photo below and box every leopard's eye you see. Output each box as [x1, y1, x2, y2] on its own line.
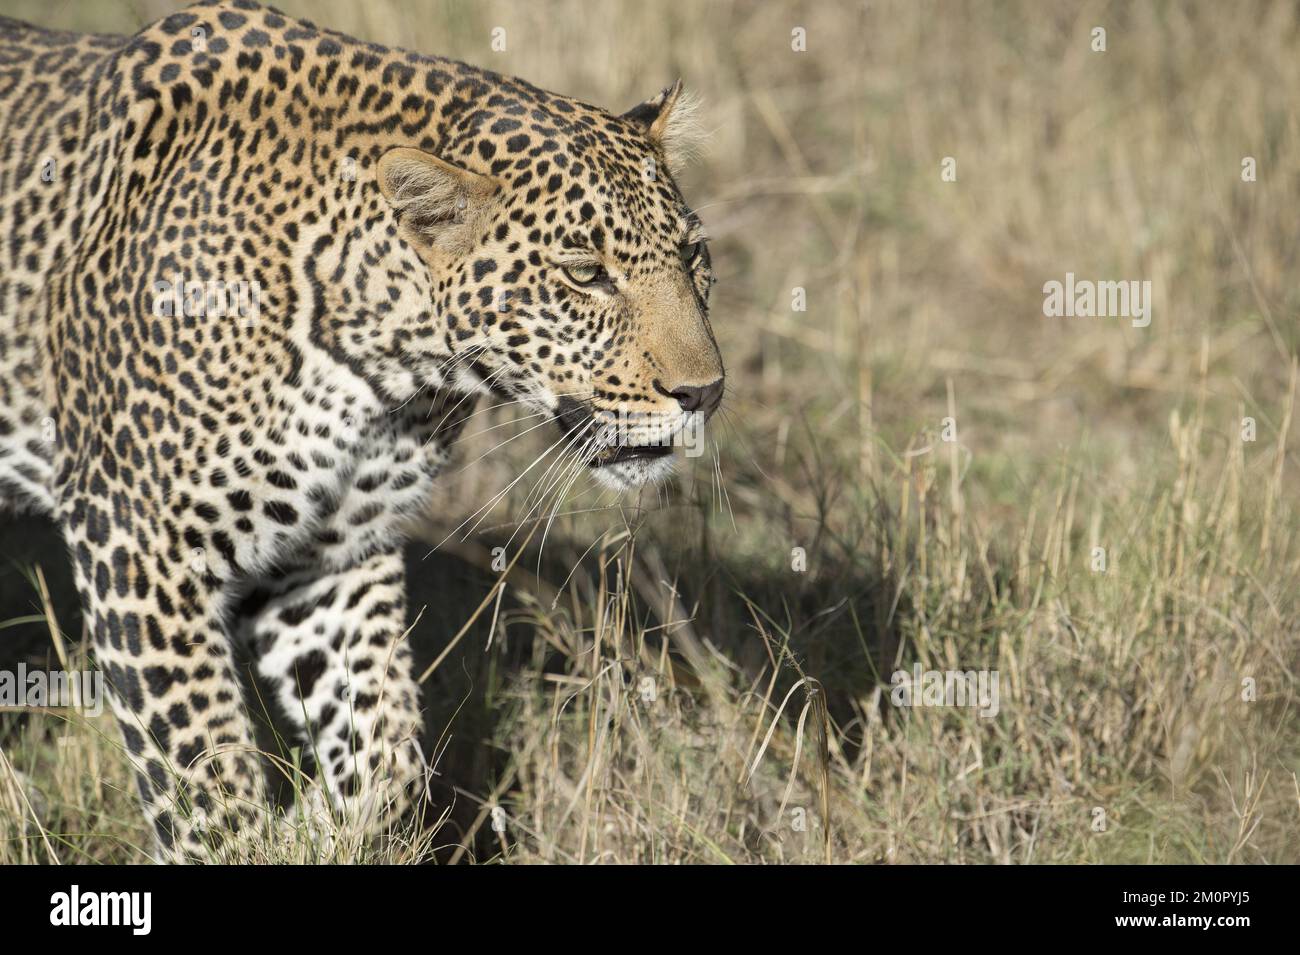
[562, 261, 607, 286]
[681, 241, 704, 267]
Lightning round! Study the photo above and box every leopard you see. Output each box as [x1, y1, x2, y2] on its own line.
[0, 0, 723, 860]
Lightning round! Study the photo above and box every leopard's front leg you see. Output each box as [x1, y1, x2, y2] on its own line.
[63, 497, 272, 862]
[245, 546, 426, 840]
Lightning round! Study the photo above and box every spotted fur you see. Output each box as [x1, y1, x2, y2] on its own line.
[0, 0, 723, 859]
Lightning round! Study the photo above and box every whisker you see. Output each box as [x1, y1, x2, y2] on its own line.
[424, 361, 513, 444]
[425, 424, 583, 556]
[458, 410, 550, 442]
[392, 342, 491, 417]
[441, 406, 557, 473]
[465, 419, 595, 545]
[535, 447, 594, 575]
[503, 424, 598, 549]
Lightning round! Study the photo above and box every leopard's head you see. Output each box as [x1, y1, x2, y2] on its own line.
[377, 81, 722, 490]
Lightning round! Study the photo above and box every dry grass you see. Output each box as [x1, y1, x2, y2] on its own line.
[1, 0, 1298, 864]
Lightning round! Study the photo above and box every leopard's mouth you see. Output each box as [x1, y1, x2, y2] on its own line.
[554, 396, 676, 469]
[549, 397, 680, 489]
[588, 443, 675, 468]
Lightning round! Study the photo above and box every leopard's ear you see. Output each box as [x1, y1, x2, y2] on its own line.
[621, 79, 706, 172]
[377, 147, 499, 253]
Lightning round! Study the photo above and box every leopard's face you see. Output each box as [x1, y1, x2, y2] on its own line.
[378, 82, 723, 490]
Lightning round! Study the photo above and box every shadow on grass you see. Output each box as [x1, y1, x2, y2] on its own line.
[1, 506, 901, 863]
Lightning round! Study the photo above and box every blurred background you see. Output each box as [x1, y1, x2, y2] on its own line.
[1, 0, 1297, 863]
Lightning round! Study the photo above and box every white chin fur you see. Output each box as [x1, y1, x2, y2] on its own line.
[591, 454, 677, 492]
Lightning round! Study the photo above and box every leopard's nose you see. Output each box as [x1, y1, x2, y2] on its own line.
[655, 377, 724, 416]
